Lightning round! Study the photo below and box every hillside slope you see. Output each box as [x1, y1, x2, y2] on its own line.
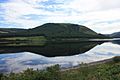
[110, 32, 120, 38]
[22, 23, 106, 38]
[0, 23, 107, 38]
[0, 28, 26, 34]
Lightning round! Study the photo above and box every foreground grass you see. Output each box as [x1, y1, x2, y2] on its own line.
[0, 57, 120, 80]
[62, 56, 120, 80]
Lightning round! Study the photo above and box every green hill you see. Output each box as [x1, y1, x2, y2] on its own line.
[0, 23, 107, 39]
[19, 23, 106, 38]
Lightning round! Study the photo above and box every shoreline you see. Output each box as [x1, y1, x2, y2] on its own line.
[0, 56, 120, 80]
[61, 56, 116, 71]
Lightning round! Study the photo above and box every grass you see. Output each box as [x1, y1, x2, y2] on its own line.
[0, 36, 46, 46]
[0, 56, 120, 80]
[1, 36, 46, 41]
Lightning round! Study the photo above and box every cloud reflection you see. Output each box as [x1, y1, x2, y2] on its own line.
[0, 42, 120, 73]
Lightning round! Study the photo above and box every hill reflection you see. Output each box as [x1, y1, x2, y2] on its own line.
[0, 42, 102, 57]
[112, 40, 120, 45]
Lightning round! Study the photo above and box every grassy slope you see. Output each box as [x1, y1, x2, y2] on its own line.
[0, 28, 26, 34]
[61, 57, 120, 80]
[29, 23, 105, 38]
[0, 23, 108, 39]
[0, 23, 109, 44]
[0, 56, 120, 80]
[12, 23, 107, 38]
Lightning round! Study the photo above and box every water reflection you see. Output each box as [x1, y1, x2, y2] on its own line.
[0, 42, 101, 57]
[112, 40, 120, 45]
[0, 41, 120, 73]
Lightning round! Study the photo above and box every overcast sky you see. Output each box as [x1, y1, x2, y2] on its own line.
[0, 0, 120, 34]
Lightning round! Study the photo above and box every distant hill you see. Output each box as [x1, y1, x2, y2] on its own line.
[0, 23, 107, 38]
[110, 32, 120, 38]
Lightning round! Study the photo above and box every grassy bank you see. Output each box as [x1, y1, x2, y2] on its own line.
[1, 36, 45, 41]
[61, 57, 120, 80]
[0, 56, 120, 80]
[0, 36, 46, 46]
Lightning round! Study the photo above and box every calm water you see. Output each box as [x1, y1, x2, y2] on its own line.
[0, 40, 120, 73]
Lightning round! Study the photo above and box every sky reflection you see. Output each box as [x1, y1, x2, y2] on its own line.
[0, 42, 120, 73]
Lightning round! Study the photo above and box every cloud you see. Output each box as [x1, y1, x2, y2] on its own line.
[0, 0, 120, 33]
